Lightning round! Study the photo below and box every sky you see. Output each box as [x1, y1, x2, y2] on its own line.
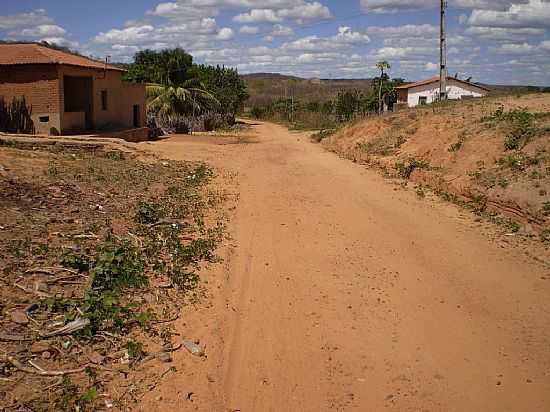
[1, 0, 549, 85]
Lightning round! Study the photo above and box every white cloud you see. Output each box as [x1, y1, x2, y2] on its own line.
[370, 46, 437, 60]
[233, 9, 282, 23]
[216, 27, 235, 40]
[360, 0, 530, 13]
[468, 0, 550, 28]
[0, 8, 77, 49]
[233, 1, 330, 23]
[240, 25, 260, 34]
[40, 37, 80, 49]
[0, 9, 53, 29]
[271, 24, 294, 36]
[14, 24, 67, 38]
[282, 27, 370, 52]
[276, 1, 331, 22]
[465, 26, 545, 40]
[366, 24, 438, 37]
[360, 0, 433, 13]
[424, 62, 439, 71]
[333, 26, 370, 44]
[249, 45, 272, 55]
[490, 42, 537, 53]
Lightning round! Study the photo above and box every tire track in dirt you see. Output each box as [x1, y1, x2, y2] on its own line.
[144, 121, 550, 412]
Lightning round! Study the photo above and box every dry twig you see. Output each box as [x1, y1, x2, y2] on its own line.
[8, 356, 88, 376]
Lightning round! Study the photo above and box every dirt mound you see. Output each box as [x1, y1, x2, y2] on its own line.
[323, 93, 550, 239]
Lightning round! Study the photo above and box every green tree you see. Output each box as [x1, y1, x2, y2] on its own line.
[334, 90, 363, 121]
[125, 48, 193, 85]
[146, 78, 219, 117]
[191, 65, 249, 117]
[376, 61, 391, 115]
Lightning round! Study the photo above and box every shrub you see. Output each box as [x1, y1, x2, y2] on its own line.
[89, 240, 147, 294]
[311, 129, 336, 143]
[0, 97, 35, 134]
[483, 106, 537, 150]
[395, 158, 430, 179]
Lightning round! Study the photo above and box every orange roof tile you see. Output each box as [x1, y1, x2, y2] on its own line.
[396, 76, 490, 91]
[0, 43, 125, 72]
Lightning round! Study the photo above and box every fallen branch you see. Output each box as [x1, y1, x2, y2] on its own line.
[0, 333, 34, 342]
[24, 267, 79, 276]
[41, 318, 90, 338]
[72, 233, 99, 239]
[152, 314, 179, 324]
[139, 343, 182, 366]
[14, 282, 52, 298]
[46, 274, 87, 284]
[8, 356, 87, 376]
[147, 219, 181, 228]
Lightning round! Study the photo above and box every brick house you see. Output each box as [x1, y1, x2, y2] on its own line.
[0, 43, 145, 136]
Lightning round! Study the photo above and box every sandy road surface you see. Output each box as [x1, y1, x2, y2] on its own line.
[143, 121, 550, 412]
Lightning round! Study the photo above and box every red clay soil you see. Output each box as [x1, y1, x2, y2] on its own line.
[136, 121, 550, 412]
[323, 94, 550, 239]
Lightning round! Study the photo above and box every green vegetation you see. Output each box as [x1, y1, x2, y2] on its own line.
[311, 128, 337, 143]
[124, 48, 248, 130]
[0, 143, 226, 409]
[0, 96, 35, 134]
[470, 170, 509, 189]
[248, 62, 404, 131]
[482, 106, 545, 151]
[396, 158, 430, 179]
[448, 130, 470, 152]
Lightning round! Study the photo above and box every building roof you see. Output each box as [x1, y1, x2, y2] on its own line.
[396, 76, 490, 92]
[0, 43, 125, 72]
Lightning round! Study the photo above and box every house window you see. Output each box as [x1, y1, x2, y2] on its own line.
[101, 90, 108, 111]
[418, 96, 427, 105]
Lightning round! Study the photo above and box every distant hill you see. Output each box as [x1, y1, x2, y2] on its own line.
[241, 73, 302, 81]
[241, 72, 549, 106]
[242, 73, 375, 106]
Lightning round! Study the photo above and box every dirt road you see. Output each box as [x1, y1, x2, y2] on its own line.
[144, 121, 550, 412]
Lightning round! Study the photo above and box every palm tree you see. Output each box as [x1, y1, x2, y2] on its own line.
[376, 61, 391, 115]
[146, 78, 219, 117]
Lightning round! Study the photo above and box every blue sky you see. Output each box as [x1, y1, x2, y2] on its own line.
[1, 1, 549, 85]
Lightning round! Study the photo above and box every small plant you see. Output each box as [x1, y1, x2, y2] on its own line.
[541, 202, 550, 216]
[127, 340, 145, 360]
[395, 158, 430, 179]
[540, 230, 550, 243]
[90, 240, 146, 294]
[448, 131, 469, 152]
[135, 201, 161, 224]
[104, 150, 125, 161]
[311, 129, 336, 143]
[61, 248, 91, 272]
[483, 106, 538, 151]
[47, 161, 59, 176]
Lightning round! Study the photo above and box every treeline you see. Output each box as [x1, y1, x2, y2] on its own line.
[249, 77, 404, 130]
[124, 48, 248, 133]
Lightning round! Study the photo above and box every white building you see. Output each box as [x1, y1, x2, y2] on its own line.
[396, 76, 489, 108]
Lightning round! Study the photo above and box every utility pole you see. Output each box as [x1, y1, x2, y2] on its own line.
[440, 0, 447, 100]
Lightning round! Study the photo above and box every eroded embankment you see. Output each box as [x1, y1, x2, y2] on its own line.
[322, 93, 550, 241]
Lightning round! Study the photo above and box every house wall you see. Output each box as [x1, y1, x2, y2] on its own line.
[0, 65, 62, 134]
[407, 79, 486, 107]
[397, 89, 408, 104]
[58, 65, 146, 133]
